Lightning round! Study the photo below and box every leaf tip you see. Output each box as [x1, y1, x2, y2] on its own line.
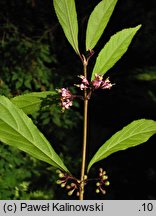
[136, 24, 142, 30]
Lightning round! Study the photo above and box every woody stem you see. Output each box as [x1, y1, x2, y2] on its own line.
[79, 60, 88, 200]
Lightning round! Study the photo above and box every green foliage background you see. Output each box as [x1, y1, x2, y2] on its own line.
[0, 0, 156, 199]
[0, 0, 82, 199]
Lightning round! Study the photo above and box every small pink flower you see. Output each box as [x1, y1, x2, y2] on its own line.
[79, 83, 88, 90]
[60, 88, 72, 98]
[80, 75, 89, 85]
[58, 88, 73, 111]
[92, 74, 113, 90]
[76, 75, 89, 90]
[91, 74, 103, 89]
[94, 74, 103, 81]
[101, 78, 113, 89]
[62, 99, 73, 110]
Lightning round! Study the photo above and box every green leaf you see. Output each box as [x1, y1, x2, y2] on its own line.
[86, 0, 118, 51]
[53, 0, 79, 55]
[11, 91, 57, 115]
[91, 25, 141, 80]
[0, 96, 69, 173]
[87, 119, 156, 172]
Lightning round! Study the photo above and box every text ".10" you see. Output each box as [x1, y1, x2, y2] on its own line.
[142, 203, 153, 212]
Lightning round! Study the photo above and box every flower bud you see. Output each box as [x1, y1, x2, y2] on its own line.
[68, 191, 73, 196]
[96, 182, 100, 187]
[61, 183, 66, 188]
[101, 189, 106, 195]
[66, 185, 71, 190]
[68, 189, 74, 196]
[103, 171, 106, 175]
[96, 189, 100, 193]
[84, 175, 88, 180]
[105, 181, 110, 186]
[76, 192, 80, 197]
[59, 173, 64, 178]
[99, 173, 103, 177]
[56, 170, 61, 174]
[102, 175, 108, 180]
[99, 168, 103, 173]
[56, 180, 62, 184]
[71, 183, 76, 187]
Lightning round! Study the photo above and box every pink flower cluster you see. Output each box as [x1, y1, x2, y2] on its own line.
[58, 74, 113, 111]
[58, 88, 73, 111]
[77, 74, 113, 90]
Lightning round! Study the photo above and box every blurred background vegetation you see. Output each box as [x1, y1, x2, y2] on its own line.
[0, 0, 156, 199]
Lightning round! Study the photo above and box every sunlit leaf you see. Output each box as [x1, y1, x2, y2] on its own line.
[53, 0, 80, 54]
[86, 0, 118, 51]
[87, 119, 156, 172]
[0, 96, 69, 173]
[91, 25, 141, 80]
[11, 91, 57, 115]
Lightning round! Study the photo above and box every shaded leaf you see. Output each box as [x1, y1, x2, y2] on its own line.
[53, 0, 79, 54]
[91, 25, 141, 80]
[0, 96, 69, 173]
[86, 0, 118, 50]
[11, 91, 57, 115]
[87, 119, 156, 172]
[135, 72, 156, 81]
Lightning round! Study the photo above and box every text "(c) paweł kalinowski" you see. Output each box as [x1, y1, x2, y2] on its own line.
[20, 202, 104, 212]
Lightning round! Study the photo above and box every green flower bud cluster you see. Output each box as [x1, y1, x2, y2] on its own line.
[56, 170, 68, 187]
[56, 170, 80, 197]
[66, 182, 79, 196]
[95, 168, 110, 195]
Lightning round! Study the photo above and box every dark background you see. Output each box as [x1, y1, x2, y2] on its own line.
[0, 0, 156, 199]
